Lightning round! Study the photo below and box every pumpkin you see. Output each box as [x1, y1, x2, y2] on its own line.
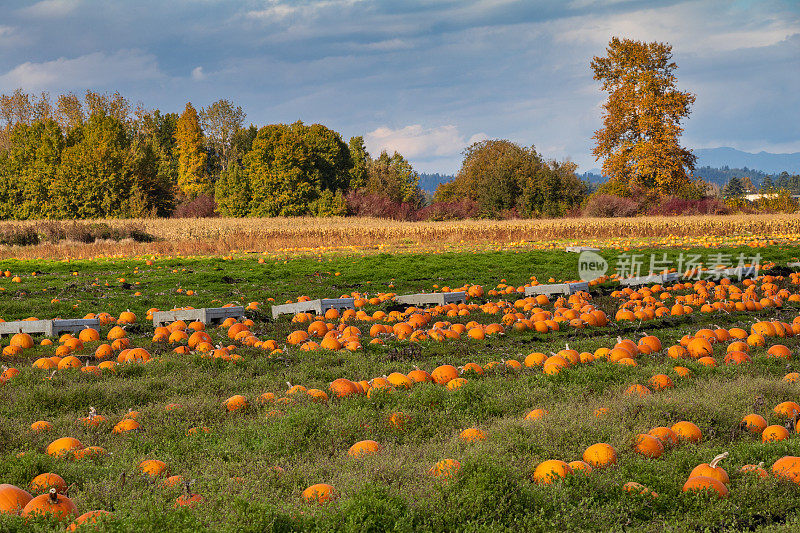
[525, 352, 547, 367]
[0, 484, 33, 514]
[31, 420, 53, 433]
[10, 332, 34, 349]
[224, 395, 248, 411]
[138, 459, 168, 477]
[648, 426, 678, 447]
[388, 411, 409, 429]
[689, 453, 729, 484]
[117, 311, 137, 324]
[623, 481, 657, 497]
[671, 421, 702, 442]
[533, 460, 572, 484]
[348, 440, 381, 456]
[774, 401, 800, 418]
[682, 476, 729, 498]
[648, 374, 673, 390]
[175, 493, 203, 508]
[306, 389, 328, 403]
[772, 456, 800, 483]
[30, 473, 67, 494]
[687, 337, 713, 358]
[762, 425, 790, 442]
[112, 419, 140, 433]
[767, 344, 792, 358]
[386, 372, 413, 390]
[568, 460, 592, 475]
[583, 443, 617, 468]
[107, 326, 126, 340]
[77, 328, 100, 343]
[431, 365, 458, 385]
[543, 356, 569, 375]
[459, 428, 486, 442]
[446, 377, 467, 390]
[162, 475, 185, 487]
[673, 366, 691, 378]
[302, 483, 334, 503]
[741, 414, 767, 434]
[46, 437, 83, 457]
[328, 378, 359, 398]
[22, 488, 78, 520]
[407, 369, 433, 383]
[633, 434, 664, 458]
[740, 463, 768, 479]
[67, 510, 113, 531]
[525, 408, 547, 420]
[625, 384, 651, 396]
[429, 459, 461, 478]
[639, 335, 662, 352]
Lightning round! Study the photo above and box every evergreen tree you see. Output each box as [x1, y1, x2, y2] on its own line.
[722, 176, 743, 198]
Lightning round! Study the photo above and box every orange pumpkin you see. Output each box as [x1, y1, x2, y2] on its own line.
[22, 488, 78, 520]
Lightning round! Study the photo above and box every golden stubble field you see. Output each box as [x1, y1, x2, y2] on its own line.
[3, 213, 800, 260]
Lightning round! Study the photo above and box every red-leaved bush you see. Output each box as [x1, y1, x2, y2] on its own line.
[171, 195, 219, 218]
[345, 191, 416, 220]
[647, 197, 730, 216]
[415, 199, 480, 221]
[582, 194, 640, 217]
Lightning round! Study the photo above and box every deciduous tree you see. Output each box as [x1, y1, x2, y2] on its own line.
[591, 38, 699, 197]
[366, 151, 422, 206]
[199, 99, 245, 174]
[436, 140, 586, 217]
[174, 102, 210, 199]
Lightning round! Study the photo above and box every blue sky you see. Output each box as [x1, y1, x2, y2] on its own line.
[0, 0, 798, 174]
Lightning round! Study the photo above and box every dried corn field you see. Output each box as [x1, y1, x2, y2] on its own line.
[3, 214, 800, 260]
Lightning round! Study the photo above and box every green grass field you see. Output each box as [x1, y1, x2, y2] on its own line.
[2, 246, 800, 532]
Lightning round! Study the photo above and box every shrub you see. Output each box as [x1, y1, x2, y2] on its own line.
[172, 194, 218, 218]
[753, 190, 798, 213]
[345, 190, 415, 220]
[0, 224, 40, 246]
[648, 197, 730, 216]
[583, 194, 640, 217]
[36, 221, 67, 243]
[113, 223, 156, 242]
[309, 189, 347, 217]
[415, 199, 480, 221]
[0, 221, 156, 246]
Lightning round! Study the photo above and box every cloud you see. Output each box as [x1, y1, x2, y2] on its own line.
[0, 25, 18, 46]
[556, 1, 800, 54]
[191, 66, 206, 80]
[365, 124, 487, 160]
[0, 0, 796, 174]
[0, 50, 163, 91]
[19, 0, 80, 18]
[245, 3, 298, 21]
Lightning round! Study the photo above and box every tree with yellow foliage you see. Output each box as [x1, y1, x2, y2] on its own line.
[591, 38, 702, 198]
[174, 102, 209, 199]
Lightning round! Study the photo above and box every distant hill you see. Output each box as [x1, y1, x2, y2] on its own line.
[583, 166, 775, 189]
[694, 148, 800, 175]
[693, 166, 772, 188]
[418, 173, 454, 193]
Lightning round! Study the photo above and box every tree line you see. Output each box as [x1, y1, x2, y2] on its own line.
[0, 89, 588, 220]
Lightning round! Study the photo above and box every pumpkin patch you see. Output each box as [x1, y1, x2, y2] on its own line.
[3, 246, 800, 529]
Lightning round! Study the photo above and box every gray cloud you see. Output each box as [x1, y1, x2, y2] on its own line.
[0, 0, 797, 173]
